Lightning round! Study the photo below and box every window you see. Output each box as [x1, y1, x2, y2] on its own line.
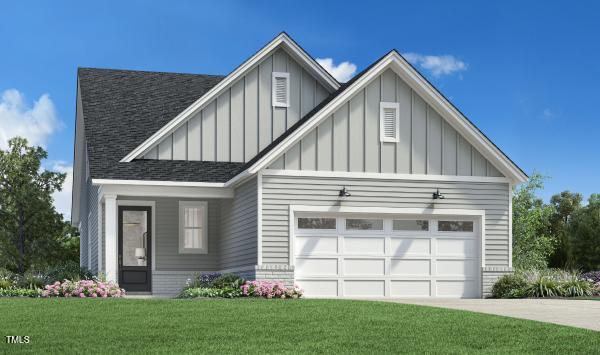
[179, 201, 208, 254]
[438, 220, 474, 232]
[298, 217, 336, 230]
[346, 219, 384, 230]
[393, 219, 429, 231]
[272, 72, 290, 107]
[379, 102, 399, 142]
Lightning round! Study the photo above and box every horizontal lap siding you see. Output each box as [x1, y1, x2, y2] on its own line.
[118, 196, 221, 271]
[261, 176, 509, 267]
[219, 177, 258, 269]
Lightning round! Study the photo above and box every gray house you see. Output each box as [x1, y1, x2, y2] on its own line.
[72, 33, 527, 298]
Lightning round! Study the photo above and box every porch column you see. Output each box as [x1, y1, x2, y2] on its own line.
[104, 194, 118, 283]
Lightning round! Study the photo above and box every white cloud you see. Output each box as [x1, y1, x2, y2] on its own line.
[403, 53, 468, 77]
[0, 89, 61, 149]
[49, 161, 73, 220]
[316, 58, 357, 82]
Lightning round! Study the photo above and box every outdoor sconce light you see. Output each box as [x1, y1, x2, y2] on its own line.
[433, 188, 445, 200]
[338, 186, 351, 197]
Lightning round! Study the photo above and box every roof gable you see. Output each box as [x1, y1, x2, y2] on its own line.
[240, 51, 527, 183]
[121, 32, 341, 162]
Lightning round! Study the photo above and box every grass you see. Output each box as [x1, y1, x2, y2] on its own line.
[0, 299, 598, 354]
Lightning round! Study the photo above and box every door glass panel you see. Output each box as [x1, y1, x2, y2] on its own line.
[438, 221, 474, 232]
[122, 210, 148, 266]
[298, 218, 336, 230]
[393, 220, 429, 231]
[346, 219, 384, 231]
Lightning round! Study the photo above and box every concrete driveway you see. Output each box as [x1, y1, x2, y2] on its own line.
[386, 298, 600, 331]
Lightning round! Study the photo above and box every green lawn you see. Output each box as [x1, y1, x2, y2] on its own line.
[0, 299, 598, 354]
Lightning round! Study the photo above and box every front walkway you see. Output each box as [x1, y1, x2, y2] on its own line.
[385, 298, 600, 331]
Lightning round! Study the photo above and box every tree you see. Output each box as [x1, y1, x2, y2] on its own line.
[0, 137, 66, 273]
[512, 173, 555, 269]
[548, 191, 582, 268]
[569, 194, 600, 271]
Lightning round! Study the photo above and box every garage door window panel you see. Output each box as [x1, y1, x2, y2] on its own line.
[297, 217, 336, 230]
[438, 220, 474, 232]
[345, 218, 384, 231]
[393, 219, 429, 231]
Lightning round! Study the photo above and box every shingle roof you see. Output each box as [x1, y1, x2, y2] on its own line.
[78, 68, 244, 182]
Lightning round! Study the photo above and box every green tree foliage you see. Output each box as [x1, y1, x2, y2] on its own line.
[0, 137, 76, 273]
[512, 173, 555, 269]
[548, 191, 582, 268]
[568, 194, 600, 271]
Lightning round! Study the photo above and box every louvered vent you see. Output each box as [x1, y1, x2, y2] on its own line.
[272, 72, 290, 107]
[380, 102, 400, 142]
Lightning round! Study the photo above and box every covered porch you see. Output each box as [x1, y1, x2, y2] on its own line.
[95, 179, 258, 296]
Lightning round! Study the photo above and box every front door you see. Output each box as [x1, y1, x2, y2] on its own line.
[118, 206, 152, 292]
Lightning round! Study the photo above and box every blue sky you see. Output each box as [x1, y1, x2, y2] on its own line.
[1, 1, 598, 216]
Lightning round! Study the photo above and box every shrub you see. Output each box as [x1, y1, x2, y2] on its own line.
[560, 275, 594, 297]
[180, 287, 223, 298]
[491, 273, 528, 298]
[525, 275, 561, 297]
[241, 281, 303, 299]
[42, 279, 125, 298]
[0, 288, 42, 298]
[0, 269, 16, 289]
[45, 262, 93, 283]
[184, 273, 221, 289]
[211, 273, 245, 290]
[17, 271, 48, 289]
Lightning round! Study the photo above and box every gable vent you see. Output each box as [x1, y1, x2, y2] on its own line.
[272, 72, 290, 107]
[380, 102, 400, 142]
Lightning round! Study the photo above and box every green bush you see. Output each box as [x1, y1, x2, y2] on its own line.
[211, 273, 245, 290]
[0, 288, 42, 298]
[560, 276, 594, 297]
[491, 273, 528, 298]
[526, 276, 561, 297]
[45, 262, 93, 283]
[179, 287, 242, 299]
[17, 271, 48, 289]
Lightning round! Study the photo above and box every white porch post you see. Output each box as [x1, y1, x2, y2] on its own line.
[104, 194, 118, 283]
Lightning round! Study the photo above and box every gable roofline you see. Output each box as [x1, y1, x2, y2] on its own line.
[237, 50, 527, 183]
[120, 32, 341, 162]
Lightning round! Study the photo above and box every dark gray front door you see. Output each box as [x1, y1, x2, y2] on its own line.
[118, 206, 151, 292]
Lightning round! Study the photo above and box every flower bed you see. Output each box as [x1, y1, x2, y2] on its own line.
[42, 280, 125, 298]
[492, 269, 600, 298]
[179, 273, 303, 299]
[241, 281, 303, 299]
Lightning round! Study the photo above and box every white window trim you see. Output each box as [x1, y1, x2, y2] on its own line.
[272, 72, 290, 108]
[178, 201, 208, 254]
[379, 101, 400, 143]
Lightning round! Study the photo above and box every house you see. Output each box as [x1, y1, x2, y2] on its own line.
[72, 32, 527, 298]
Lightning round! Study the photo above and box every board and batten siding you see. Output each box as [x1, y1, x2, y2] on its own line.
[87, 182, 99, 273]
[269, 69, 503, 178]
[219, 177, 258, 269]
[118, 196, 221, 271]
[260, 175, 510, 267]
[143, 48, 331, 163]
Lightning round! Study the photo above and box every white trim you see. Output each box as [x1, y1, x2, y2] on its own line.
[97, 200, 103, 273]
[92, 179, 226, 188]
[257, 171, 263, 265]
[379, 102, 400, 143]
[87, 210, 92, 270]
[104, 194, 118, 282]
[97, 183, 233, 199]
[508, 182, 513, 268]
[178, 201, 209, 254]
[116, 200, 156, 271]
[120, 33, 339, 162]
[272, 72, 290, 107]
[261, 169, 510, 183]
[244, 51, 527, 183]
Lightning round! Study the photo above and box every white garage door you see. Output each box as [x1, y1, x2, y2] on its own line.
[294, 215, 481, 298]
